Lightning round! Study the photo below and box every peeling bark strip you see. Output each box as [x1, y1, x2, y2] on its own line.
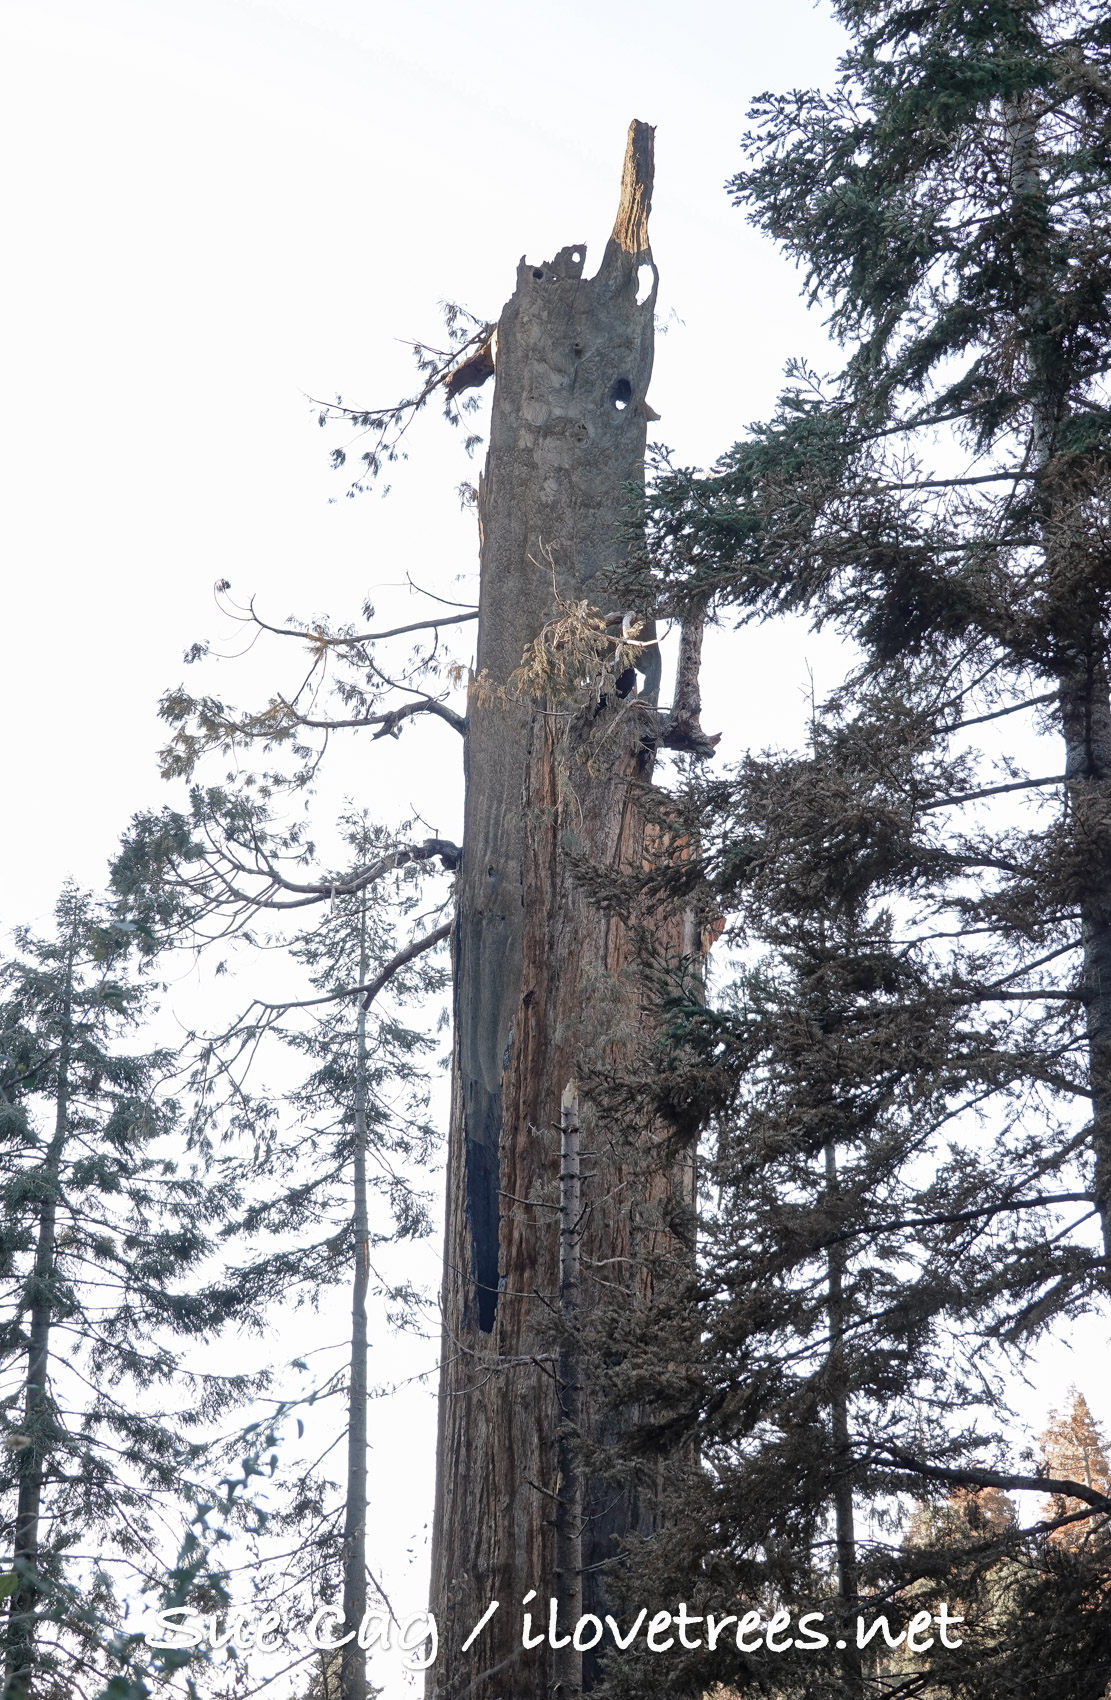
[429, 123, 693, 1699]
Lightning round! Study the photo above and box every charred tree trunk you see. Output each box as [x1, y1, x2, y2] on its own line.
[429, 122, 694, 1699]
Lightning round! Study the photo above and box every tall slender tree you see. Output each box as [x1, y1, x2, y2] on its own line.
[583, 699, 1025, 1698]
[0, 885, 247, 1700]
[248, 812, 444, 1700]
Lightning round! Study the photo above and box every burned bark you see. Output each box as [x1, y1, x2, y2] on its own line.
[428, 122, 696, 1699]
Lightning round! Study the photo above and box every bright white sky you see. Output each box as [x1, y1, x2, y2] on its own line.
[2, 3, 1105, 1693]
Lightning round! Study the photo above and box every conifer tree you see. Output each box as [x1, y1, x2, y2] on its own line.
[599, 8, 1111, 1690]
[586, 697, 1063, 1699]
[0, 884, 248, 1700]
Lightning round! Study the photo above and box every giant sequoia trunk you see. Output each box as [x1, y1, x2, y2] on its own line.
[428, 123, 695, 1699]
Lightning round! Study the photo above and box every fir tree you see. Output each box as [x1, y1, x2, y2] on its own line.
[587, 5, 1111, 1695]
[640, 0, 1111, 1281]
[586, 699, 1052, 1699]
[0, 884, 249, 1700]
[115, 807, 449, 1700]
[224, 810, 444, 1700]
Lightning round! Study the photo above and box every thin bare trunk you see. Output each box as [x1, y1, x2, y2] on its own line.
[340, 902, 370, 1700]
[1060, 660, 1111, 1261]
[824, 1141, 861, 1696]
[4, 942, 74, 1700]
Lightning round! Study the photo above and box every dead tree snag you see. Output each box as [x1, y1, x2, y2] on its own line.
[428, 121, 695, 1700]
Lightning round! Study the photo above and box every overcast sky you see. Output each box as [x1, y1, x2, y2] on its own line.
[4, 4, 1102, 1691]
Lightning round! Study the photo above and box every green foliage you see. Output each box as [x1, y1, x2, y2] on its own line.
[599, 4, 1111, 1696]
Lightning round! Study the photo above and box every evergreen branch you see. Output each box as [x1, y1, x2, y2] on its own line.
[361, 921, 452, 1010]
[986, 942, 1081, 987]
[208, 835, 460, 910]
[874, 1446, 1111, 1515]
[883, 469, 1036, 491]
[830, 1192, 1094, 1247]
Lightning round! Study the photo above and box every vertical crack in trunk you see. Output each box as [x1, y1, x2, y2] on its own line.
[553, 1082, 583, 1698]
